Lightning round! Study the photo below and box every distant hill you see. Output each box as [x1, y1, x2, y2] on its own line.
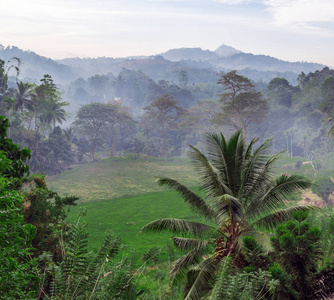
[0, 43, 326, 86]
[214, 44, 243, 57]
[208, 52, 323, 74]
[160, 45, 242, 61]
[58, 44, 324, 84]
[0, 45, 76, 84]
[161, 47, 219, 61]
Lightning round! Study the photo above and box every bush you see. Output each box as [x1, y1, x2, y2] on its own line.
[295, 160, 303, 170]
[312, 176, 334, 201]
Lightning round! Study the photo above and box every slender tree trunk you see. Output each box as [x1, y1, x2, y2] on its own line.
[160, 130, 165, 158]
[110, 136, 115, 159]
[6, 109, 12, 138]
[92, 145, 96, 160]
[160, 126, 165, 158]
[160, 138, 164, 158]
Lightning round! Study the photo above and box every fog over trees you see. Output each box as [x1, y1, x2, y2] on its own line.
[2, 46, 334, 174]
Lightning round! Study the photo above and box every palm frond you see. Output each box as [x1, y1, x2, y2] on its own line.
[204, 132, 234, 194]
[172, 237, 210, 252]
[141, 246, 163, 263]
[246, 174, 312, 220]
[244, 136, 259, 160]
[241, 139, 278, 199]
[232, 130, 247, 192]
[156, 177, 216, 220]
[184, 256, 217, 300]
[208, 257, 231, 300]
[170, 248, 204, 284]
[271, 173, 312, 198]
[138, 218, 215, 238]
[251, 205, 320, 231]
[213, 194, 243, 224]
[188, 145, 232, 198]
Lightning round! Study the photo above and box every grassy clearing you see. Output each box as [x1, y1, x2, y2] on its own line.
[48, 158, 196, 203]
[48, 158, 202, 261]
[49, 155, 318, 262]
[66, 188, 205, 262]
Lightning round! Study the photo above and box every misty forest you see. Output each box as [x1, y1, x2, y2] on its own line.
[2, 44, 334, 300]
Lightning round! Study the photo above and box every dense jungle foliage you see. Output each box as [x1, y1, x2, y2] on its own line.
[2, 56, 334, 299]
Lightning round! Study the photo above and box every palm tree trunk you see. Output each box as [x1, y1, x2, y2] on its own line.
[92, 145, 96, 160]
[110, 136, 115, 159]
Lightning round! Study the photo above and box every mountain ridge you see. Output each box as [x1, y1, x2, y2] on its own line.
[0, 43, 326, 85]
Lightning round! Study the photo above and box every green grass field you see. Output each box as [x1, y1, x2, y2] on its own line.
[47, 158, 203, 260]
[47, 155, 317, 262]
[48, 158, 196, 203]
[66, 189, 205, 260]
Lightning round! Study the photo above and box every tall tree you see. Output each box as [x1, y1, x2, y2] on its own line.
[267, 77, 295, 108]
[141, 95, 185, 158]
[72, 103, 109, 159]
[139, 130, 315, 299]
[215, 70, 268, 134]
[103, 100, 136, 158]
[34, 74, 68, 132]
[88, 74, 110, 101]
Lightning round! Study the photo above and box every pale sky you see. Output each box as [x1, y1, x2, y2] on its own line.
[1, 0, 334, 66]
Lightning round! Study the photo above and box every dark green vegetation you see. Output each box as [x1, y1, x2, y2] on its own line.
[0, 118, 144, 299]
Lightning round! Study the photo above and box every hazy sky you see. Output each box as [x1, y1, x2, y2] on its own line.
[1, 0, 334, 66]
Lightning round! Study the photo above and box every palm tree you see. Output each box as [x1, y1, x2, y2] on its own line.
[43, 100, 67, 129]
[14, 81, 36, 112]
[139, 130, 315, 299]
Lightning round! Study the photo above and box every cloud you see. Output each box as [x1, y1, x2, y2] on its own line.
[263, 0, 334, 36]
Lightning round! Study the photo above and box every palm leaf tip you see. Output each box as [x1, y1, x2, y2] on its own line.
[172, 237, 209, 252]
[253, 205, 320, 230]
[155, 177, 216, 220]
[138, 218, 214, 238]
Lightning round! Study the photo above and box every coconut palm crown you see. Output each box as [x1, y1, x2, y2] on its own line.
[14, 81, 36, 112]
[139, 130, 315, 299]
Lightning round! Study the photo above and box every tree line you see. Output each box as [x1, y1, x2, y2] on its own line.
[2, 58, 334, 176]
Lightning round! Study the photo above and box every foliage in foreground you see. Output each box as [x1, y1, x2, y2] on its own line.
[0, 136, 39, 298]
[23, 173, 78, 261]
[209, 257, 278, 300]
[140, 130, 315, 299]
[39, 220, 137, 299]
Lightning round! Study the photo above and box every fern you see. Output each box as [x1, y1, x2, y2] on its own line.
[208, 265, 278, 300]
[141, 246, 163, 264]
[208, 257, 231, 300]
[40, 221, 134, 299]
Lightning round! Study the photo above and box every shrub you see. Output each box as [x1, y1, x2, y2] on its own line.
[312, 176, 334, 201]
